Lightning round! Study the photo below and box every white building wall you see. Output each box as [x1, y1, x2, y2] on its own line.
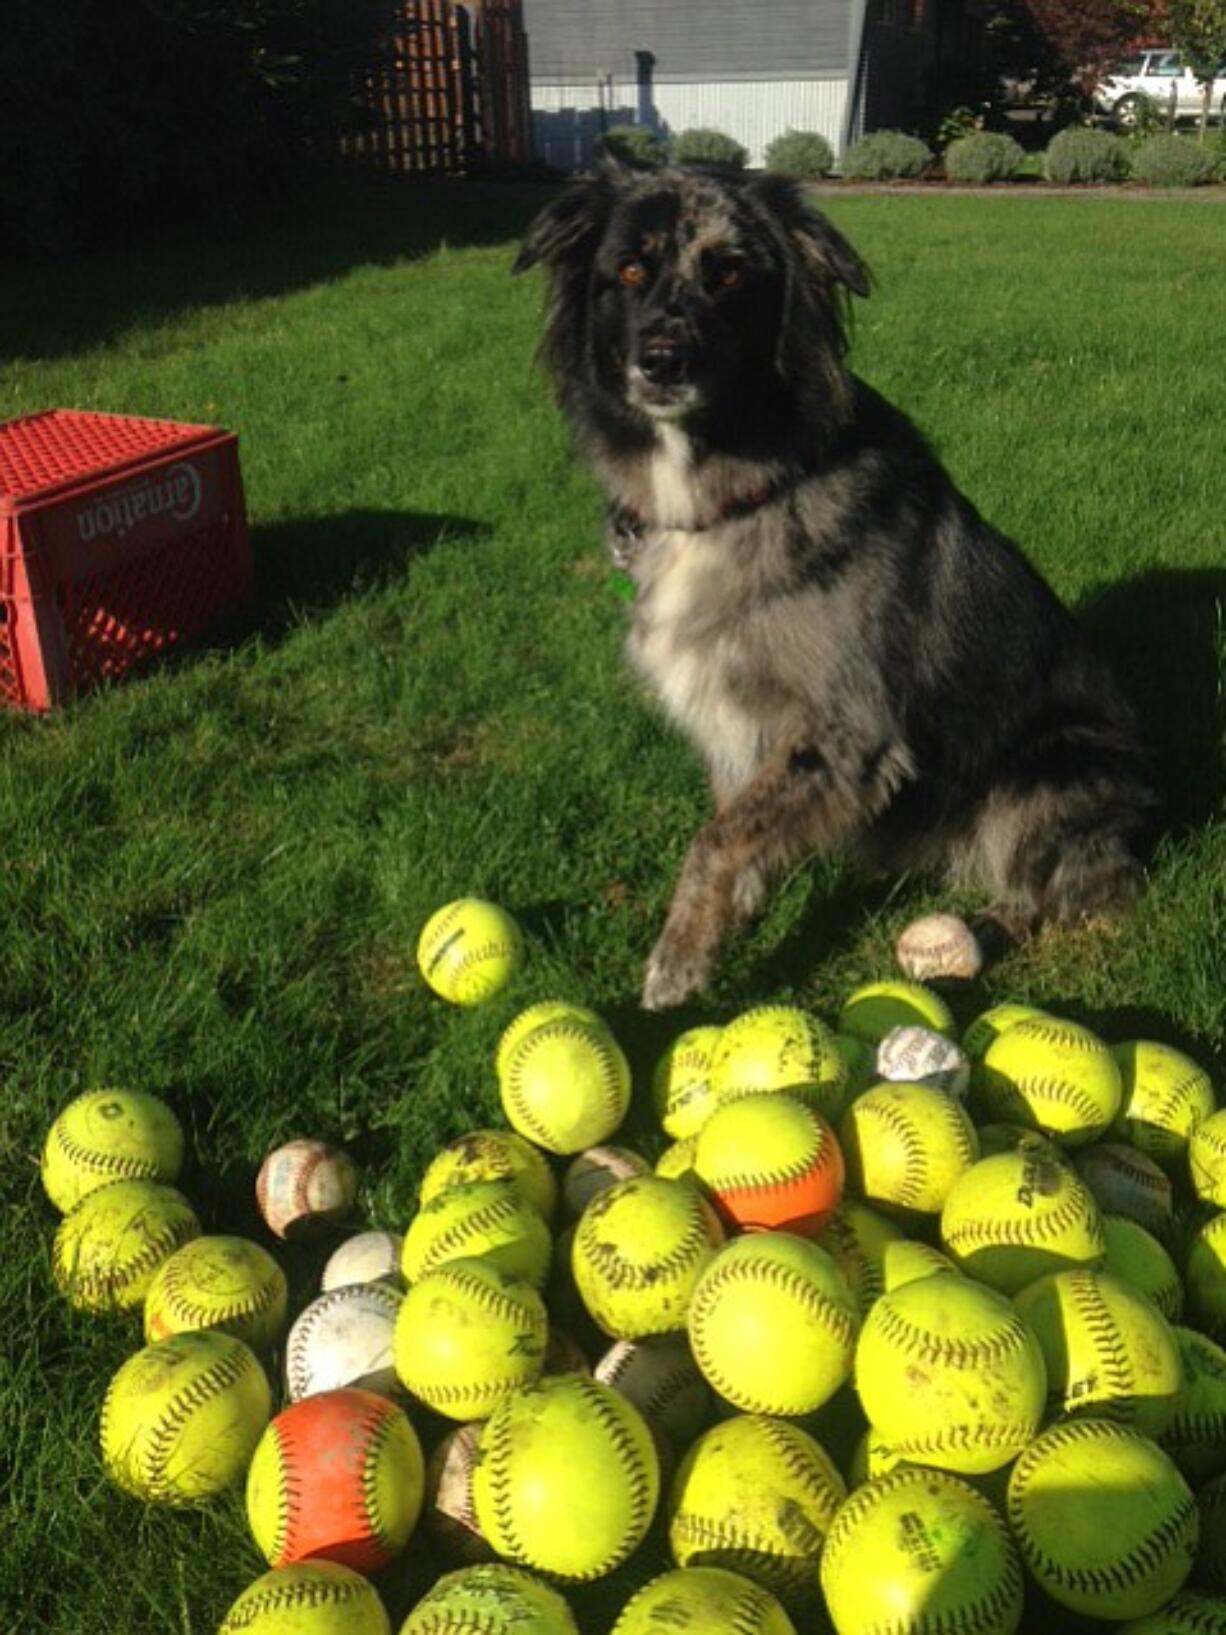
[530, 77, 849, 171]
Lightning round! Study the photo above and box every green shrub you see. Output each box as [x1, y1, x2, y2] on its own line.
[672, 128, 749, 168]
[596, 123, 667, 169]
[1130, 133, 1218, 188]
[764, 128, 835, 179]
[1209, 125, 1226, 181]
[943, 131, 1025, 184]
[842, 131, 933, 181]
[1043, 126, 1131, 185]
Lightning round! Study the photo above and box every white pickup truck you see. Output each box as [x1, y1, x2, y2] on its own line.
[1093, 49, 1226, 126]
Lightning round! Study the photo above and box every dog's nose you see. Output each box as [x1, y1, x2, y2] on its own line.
[639, 341, 689, 388]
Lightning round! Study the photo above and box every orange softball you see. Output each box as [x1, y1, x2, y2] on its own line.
[246, 1387, 424, 1574]
[693, 1092, 845, 1235]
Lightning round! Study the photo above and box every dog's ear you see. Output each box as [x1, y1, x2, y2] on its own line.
[512, 169, 621, 275]
[743, 173, 871, 299]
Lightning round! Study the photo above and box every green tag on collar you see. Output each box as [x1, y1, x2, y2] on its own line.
[608, 571, 636, 603]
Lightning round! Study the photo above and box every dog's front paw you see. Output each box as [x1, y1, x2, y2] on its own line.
[640, 936, 711, 1011]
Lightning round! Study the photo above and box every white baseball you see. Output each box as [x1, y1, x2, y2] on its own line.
[876, 1026, 971, 1100]
[255, 1138, 359, 1240]
[563, 1145, 652, 1220]
[1073, 1143, 1173, 1235]
[895, 913, 984, 982]
[321, 1230, 405, 1291]
[594, 1336, 712, 1448]
[424, 1422, 494, 1563]
[284, 1281, 402, 1402]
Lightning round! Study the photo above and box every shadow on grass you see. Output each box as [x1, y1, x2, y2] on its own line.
[252, 506, 491, 638]
[1077, 565, 1226, 831]
[0, 170, 556, 364]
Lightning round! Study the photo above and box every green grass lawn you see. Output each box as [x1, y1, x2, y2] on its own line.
[1, 174, 1224, 1633]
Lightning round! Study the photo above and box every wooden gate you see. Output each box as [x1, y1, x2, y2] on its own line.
[343, 0, 532, 175]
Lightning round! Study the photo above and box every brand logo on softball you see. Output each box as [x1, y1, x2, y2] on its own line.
[77, 462, 203, 542]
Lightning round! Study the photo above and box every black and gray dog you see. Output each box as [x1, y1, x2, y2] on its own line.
[513, 163, 1161, 1010]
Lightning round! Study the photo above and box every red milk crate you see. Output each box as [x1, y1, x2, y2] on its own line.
[0, 409, 255, 711]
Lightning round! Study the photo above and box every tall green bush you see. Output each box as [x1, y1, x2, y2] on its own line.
[943, 131, 1025, 184]
[764, 129, 835, 179]
[1043, 126, 1131, 185]
[842, 131, 933, 181]
[1130, 133, 1219, 187]
[0, 0, 392, 256]
[672, 128, 749, 168]
[597, 124, 667, 169]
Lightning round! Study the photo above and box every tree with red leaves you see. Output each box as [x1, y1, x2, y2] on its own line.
[1022, 0, 1161, 93]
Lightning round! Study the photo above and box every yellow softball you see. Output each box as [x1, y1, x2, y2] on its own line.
[218, 1563, 391, 1635]
[1190, 1110, 1226, 1207]
[708, 1006, 847, 1123]
[1014, 1267, 1183, 1437]
[52, 1178, 201, 1313]
[686, 1233, 858, 1416]
[402, 1179, 551, 1287]
[101, 1331, 270, 1504]
[839, 1081, 978, 1216]
[572, 1175, 724, 1340]
[496, 999, 607, 1079]
[417, 897, 523, 1005]
[837, 981, 955, 1046]
[41, 1088, 184, 1213]
[393, 1257, 547, 1419]
[1007, 1418, 1198, 1620]
[820, 1468, 1024, 1635]
[143, 1234, 287, 1350]
[612, 1567, 798, 1635]
[977, 1016, 1122, 1147]
[1163, 1326, 1226, 1483]
[1102, 1214, 1183, 1321]
[855, 1272, 1046, 1474]
[655, 1137, 699, 1181]
[1196, 1482, 1226, 1594]
[562, 1145, 652, 1220]
[1187, 1213, 1226, 1343]
[1115, 1594, 1226, 1635]
[1113, 1040, 1216, 1166]
[962, 1001, 1049, 1062]
[652, 1025, 724, 1139]
[500, 1016, 631, 1155]
[402, 1565, 580, 1635]
[471, 1375, 660, 1580]
[420, 1128, 559, 1223]
[815, 1200, 906, 1314]
[668, 1415, 845, 1611]
[939, 1149, 1105, 1294]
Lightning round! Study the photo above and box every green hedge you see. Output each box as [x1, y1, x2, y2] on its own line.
[1129, 133, 1218, 188]
[943, 131, 1025, 184]
[764, 129, 835, 180]
[1043, 127, 1131, 185]
[842, 131, 933, 181]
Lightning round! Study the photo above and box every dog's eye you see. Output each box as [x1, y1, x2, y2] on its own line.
[719, 265, 742, 288]
[619, 260, 649, 288]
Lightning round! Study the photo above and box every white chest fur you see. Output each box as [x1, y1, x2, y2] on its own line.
[628, 511, 765, 792]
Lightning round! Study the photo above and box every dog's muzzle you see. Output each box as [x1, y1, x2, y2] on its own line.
[628, 332, 700, 417]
